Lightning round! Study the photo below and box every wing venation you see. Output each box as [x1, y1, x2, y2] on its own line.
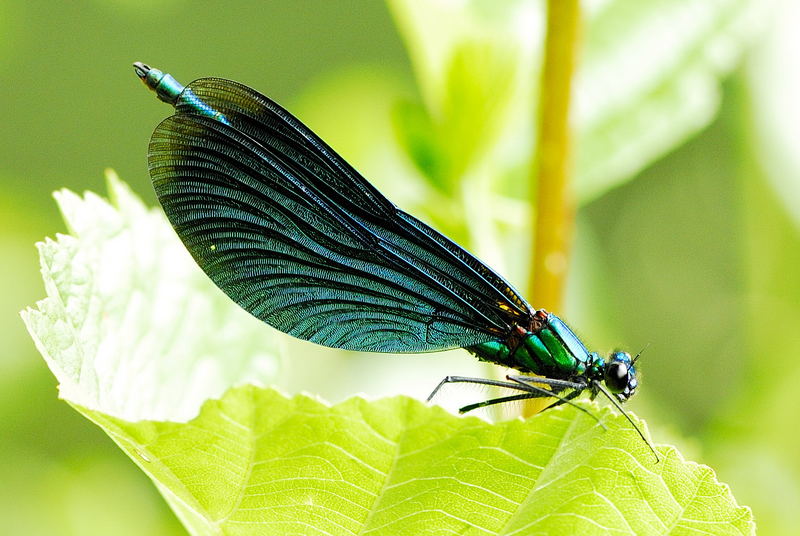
[147, 78, 533, 352]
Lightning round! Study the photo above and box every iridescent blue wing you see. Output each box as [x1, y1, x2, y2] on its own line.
[147, 77, 533, 352]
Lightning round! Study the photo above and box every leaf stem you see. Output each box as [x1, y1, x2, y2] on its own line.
[529, 0, 582, 312]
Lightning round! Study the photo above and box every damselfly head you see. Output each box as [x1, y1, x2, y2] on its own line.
[604, 351, 638, 401]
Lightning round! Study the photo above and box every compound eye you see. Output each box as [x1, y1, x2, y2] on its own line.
[605, 362, 629, 393]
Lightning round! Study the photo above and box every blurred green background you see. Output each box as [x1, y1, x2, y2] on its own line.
[3, 0, 799, 534]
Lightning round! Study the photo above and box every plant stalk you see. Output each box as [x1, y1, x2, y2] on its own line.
[529, 0, 582, 312]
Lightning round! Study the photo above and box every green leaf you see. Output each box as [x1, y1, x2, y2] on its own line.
[77, 386, 752, 536]
[393, 41, 519, 193]
[23, 180, 752, 534]
[388, 0, 532, 198]
[21, 171, 283, 422]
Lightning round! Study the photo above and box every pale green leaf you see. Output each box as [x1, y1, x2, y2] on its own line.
[78, 386, 752, 536]
[745, 0, 800, 230]
[574, 0, 770, 202]
[387, 0, 769, 204]
[21, 171, 283, 421]
[392, 41, 521, 194]
[388, 0, 535, 201]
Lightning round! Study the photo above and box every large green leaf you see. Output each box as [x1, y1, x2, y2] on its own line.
[80, 386, 751, 536]
[22, 179, 753, 534]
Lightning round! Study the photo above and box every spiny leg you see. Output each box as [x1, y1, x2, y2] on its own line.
[505, 377, 603, 425]
[507, 375, 586, 391]
[459, 392, 548, 413]
[428, 374, 603, 426]
[504, 376, 606, 427]
[426, 375, 534, 403]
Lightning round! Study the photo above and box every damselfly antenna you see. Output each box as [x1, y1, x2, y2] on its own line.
[632, 343, 651, 365]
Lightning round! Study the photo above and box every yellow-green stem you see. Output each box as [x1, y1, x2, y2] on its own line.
[529, 0, 581, 312]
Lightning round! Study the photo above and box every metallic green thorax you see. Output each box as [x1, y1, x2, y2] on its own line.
[468, 312, 604, 380]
